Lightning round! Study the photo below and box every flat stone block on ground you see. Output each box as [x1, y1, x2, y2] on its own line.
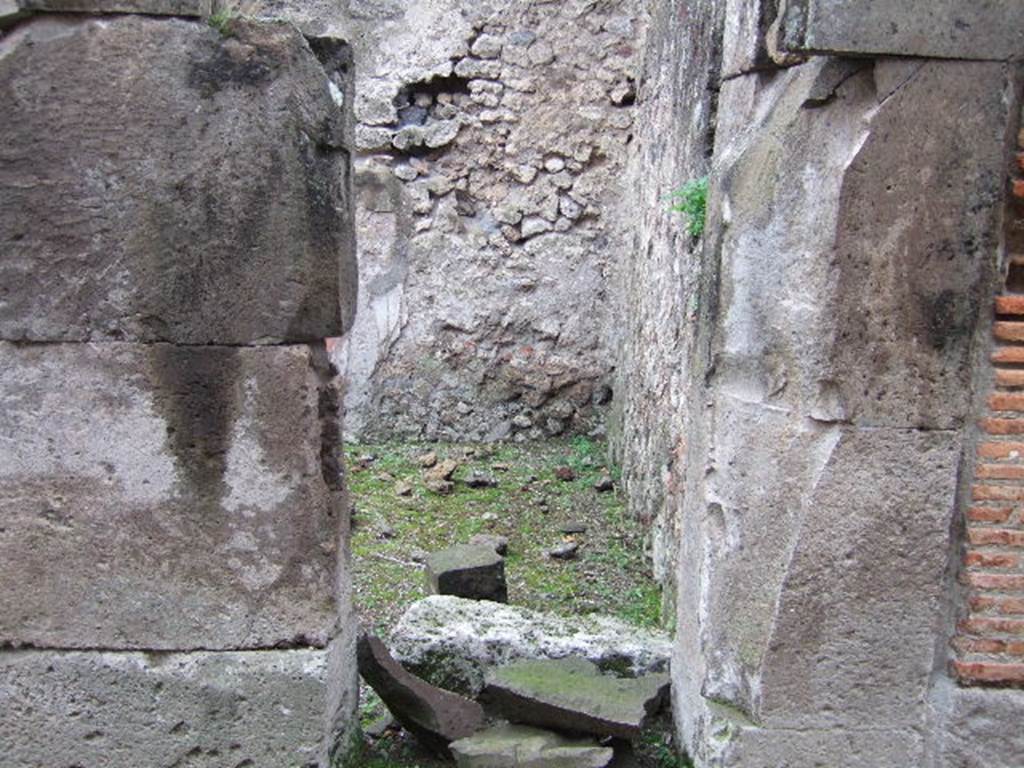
[0, 648, 334, 768]
[0, 341, 340, 650]
[0, 14, 355, 344]
[426, 543, 508, 603]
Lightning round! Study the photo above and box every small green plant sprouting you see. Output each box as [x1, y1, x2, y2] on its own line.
[668, 175, 709, 238]
[207, 6, 235, 33]
[207, 1, 256, 34]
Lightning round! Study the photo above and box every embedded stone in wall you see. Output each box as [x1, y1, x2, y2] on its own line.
[775, 0, 1024, 61]
[0, 15, 355, 344]
[0, 341, 341, 650]
[0, 649, 336, 768]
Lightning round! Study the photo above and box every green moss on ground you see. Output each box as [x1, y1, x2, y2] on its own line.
[346, 438, 660, 635]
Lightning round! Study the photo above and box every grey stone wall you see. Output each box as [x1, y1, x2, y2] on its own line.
[284, 0, 644, 442]
[614, 0, 1024, 765]
[0, 11, 357, 767]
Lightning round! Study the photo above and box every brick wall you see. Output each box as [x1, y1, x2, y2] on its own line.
[953, 115, 1024, 687]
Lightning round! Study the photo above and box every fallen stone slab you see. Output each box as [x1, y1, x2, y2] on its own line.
[357, 634, 485, 757]
[426, 544, 508, 603]
[450, 723, 613, 768]
[391, 596, 671, 697]
[482, 658, 669, 739]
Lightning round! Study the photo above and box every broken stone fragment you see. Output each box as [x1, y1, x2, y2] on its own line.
[357, 634, 485, 757]
[482, 657, 670, 739]
[450, 723, 613, 768]
[559, 521, 588, 535]
[425, 458, 460, 482]
[391, 596, 672, 697]
[417, 451, 439, 468]
[593, 475, 615, 493]
[395, 480, 414, 497]
[426, 544, 508, 603]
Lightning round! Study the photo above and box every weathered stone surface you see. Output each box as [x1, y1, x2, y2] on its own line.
[929, 680, 1024, 768]
[775, 0, 1024, 61]
[0, 341, 340, 650]
[0, 648, 340, 768]
[660, 54, 1011, 767]
[0, 15, 355, 344]
[483, 658, 669, 739]
[391, 595, 672, 696]
[357, 633, 485, 757]
[18, 0, 211, 14]
[425, 544, 508, 603]
[451, 724, 613, 768]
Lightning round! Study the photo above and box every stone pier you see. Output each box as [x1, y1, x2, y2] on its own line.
[0, 7, 358, 767]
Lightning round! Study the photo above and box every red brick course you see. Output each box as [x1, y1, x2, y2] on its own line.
[953, 116, 1024, 687]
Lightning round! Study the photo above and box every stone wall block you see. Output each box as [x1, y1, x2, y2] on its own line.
[775, 0, 1024, 61]
[0, 648, 334, 768]
[0, 15, 355, 344]
[0, 341, 341, 650]
[18, 0, 211, 15]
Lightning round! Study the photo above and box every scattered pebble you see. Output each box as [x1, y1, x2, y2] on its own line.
[594, 474, 615, 493]
[554, 466, 576, 482]
[469, 533, 510, 555]
[426, 479, 455, 495]
[417, 451, 438, 468]
[378, 525, 397, 540]
[492, 463, 511, 472]
[548, 541, 580, 560]
[425, 458, 460, 483]
[465, 471, 499, 489]
[559, 521, 587, 535]
[394, 481, 413, 497]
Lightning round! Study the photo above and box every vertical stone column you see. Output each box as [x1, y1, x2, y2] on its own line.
[0, 7, 357, 767]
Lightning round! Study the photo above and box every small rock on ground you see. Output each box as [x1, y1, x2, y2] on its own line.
[549, 541, 580, 560]
[594, 475, 615, 492]
[554, 466, 577, 481]
[426, 544, 508, 603]
[426, 479, 455, 495]
[417, 451, 438, 468]
[465, 471, 499, 488]
[559, 521, 588, 534]
[469, 533, 510, 555]
[425, 458, 459, 482]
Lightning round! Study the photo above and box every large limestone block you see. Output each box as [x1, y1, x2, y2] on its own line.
[775, 0, 1024, 61]
[0, 648, 336, 768]
[18, 0, 211, 15]
[0, 15, 355, 344]
[0, 341, 341, 650]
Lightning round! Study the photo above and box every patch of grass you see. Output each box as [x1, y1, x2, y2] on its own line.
[345, 440, 659, 633]
[668, 176, 709, 238]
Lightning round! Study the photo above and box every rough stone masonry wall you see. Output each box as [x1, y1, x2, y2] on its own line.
[609, 0, 724, 600]
[324, 0, 644, 442]
[614, 1, 1024, 766]
[0, 5, 358, 767]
